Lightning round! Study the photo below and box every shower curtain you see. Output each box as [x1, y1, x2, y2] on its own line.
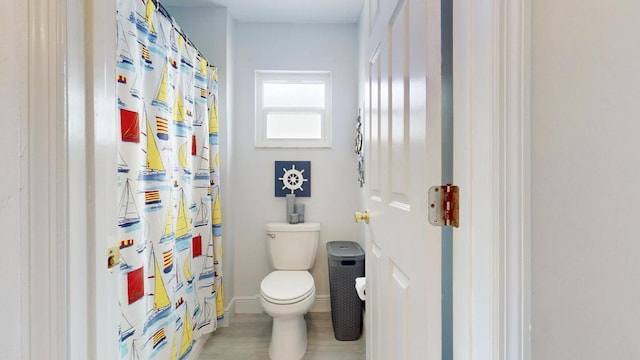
[116, 0, 224, 359]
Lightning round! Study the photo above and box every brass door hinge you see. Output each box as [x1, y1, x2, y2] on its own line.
[428, 185, 459, 228]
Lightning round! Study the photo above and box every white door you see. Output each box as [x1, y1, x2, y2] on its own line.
[363, 0, 442, 359]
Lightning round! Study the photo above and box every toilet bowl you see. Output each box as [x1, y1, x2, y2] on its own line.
[260, 222, 321, 360]
[260, 271, 316, 360]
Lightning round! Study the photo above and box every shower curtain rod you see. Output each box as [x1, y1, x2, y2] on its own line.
[152, 0, 213, 68]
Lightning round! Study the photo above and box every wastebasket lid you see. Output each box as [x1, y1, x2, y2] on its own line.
[326, 241, 365, 260]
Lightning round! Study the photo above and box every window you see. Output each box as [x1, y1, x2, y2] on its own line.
[255, 71, 332, 148]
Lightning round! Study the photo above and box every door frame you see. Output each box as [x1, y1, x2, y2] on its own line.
[23, 0, 69, 358]
[24, 0, 117, 358]
[452, 0, 531, 359]
[29, 0, 532, 358]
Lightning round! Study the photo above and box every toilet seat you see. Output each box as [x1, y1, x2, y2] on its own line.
[260, 271, 315, 305]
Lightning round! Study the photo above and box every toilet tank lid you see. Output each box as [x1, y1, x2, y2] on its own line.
[266, 222, 321, 232]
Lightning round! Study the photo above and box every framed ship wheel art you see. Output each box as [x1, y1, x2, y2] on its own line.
[355, 109, 365, 187]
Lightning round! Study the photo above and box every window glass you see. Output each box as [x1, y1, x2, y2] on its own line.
[255, 71, 332, 148]
[263, 83, 325, 108]
[266, 112, 322, 139]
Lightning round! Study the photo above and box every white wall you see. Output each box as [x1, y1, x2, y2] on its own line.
[233, 23, 360, 307]
[356, 4, 367, 246]
[0, 1, 27, 358]
[167, 6, 237, 306]
[161, 11, 360, 312]
[225, 13, 236, 311]
[531, 1, 640, 358]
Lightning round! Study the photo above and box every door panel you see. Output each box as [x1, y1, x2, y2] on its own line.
[389, 0, 410, 207]
[367, 243, 382, 360]
[389, 263, 410, 359]
[364, 0, 442, 358]
[368, 44, 382, 199]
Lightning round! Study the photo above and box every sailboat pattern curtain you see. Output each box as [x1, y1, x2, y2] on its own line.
[116, 0, 224, 359]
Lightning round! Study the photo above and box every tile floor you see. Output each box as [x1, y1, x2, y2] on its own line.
[198, 312, 365, 360]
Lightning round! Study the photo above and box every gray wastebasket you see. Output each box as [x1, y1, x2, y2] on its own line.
[327, 241, 365, 341]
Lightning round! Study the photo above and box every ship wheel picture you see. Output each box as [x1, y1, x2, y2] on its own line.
[279, 165, 308, 193]
[274, 161, 311, 197]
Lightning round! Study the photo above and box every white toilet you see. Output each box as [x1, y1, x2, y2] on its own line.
[260, 222, 320, 360]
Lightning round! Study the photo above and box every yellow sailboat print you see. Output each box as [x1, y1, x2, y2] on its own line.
[216, 283, 225, 319]
[183, 255, 194, 285]
[175, 188, 192, 250]
[151, 65, 171, 112]
[132, 0, 156, 42]
[178, 142, 191, 175]
[179, 305, 194, 360]
[173, 87, 191, 138]
[173, 90, 186, 122]
[208, 66, 219, 144]
[139, 110, 166, 181]
[177, 34, 185, 55]
[208, 100, 218, 134]
[145, 0, 158, 41]
[212, 186, 222, 226]
[159, 204, 175, 243]
[208, 97, 218, 144]
[199, 57, 207, 78]
[143, 245, 171, 332]
[209, 151, 219, 185]
[194, 56, 207, 84]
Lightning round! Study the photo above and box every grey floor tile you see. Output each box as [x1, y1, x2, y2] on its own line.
[198, 312, 365, 360]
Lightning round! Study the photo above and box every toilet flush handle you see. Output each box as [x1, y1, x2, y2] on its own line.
[267, 233, 276, 238]
[354, 210, 370, 224]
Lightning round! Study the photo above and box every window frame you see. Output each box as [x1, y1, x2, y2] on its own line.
[255, 70, 332, 148]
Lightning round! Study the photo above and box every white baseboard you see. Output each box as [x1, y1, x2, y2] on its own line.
[310, 295, 331, 313]
[219, 298, 235, 327]
[233, 294, 331, 314]
[235, 295, 263, 313]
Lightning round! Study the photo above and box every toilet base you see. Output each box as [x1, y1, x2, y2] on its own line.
[269, 314, 307, 360]
[260, 272, 315, 360]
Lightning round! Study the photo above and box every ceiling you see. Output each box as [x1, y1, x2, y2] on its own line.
[158, 0, 364, 24]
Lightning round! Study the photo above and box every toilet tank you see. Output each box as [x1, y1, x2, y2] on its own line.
[266, 222, 320, 270]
